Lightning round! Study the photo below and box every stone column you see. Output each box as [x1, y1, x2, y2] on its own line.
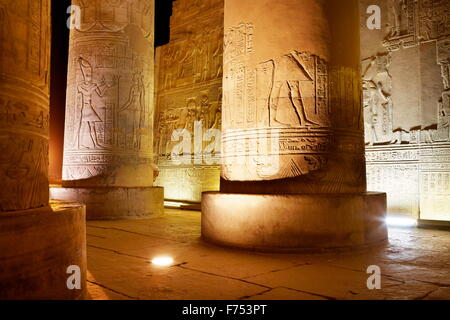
[0, 0, 86, 299]
[202, 0, 388, 251]
[51, 0, 164, 219]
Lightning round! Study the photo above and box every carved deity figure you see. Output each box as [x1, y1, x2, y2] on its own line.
[363, 81, 393, 145]
[269, 52, 320, 128]
[388, 0, 408, 37]
[184, 100, 198, 133]
[211, 32, 223, 79]
[362, 54, 394, 145]
[210, 94, 222, 129]
[179, 37, 196, 79]
[119, 73, 146, 148]
[199, 94, 211, 130]
[438, 98, 450, 128]
[440, 59, 450, 91]
[163, 45, 178, 89]
[156, 112, 168, 156]
[75, 57, 111, 149]
[196, 36, 210, 82]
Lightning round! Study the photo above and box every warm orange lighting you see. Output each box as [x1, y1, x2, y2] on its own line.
[151, 256, 174, 267]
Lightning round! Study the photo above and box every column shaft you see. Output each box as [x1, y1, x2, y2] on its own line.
[221, 0, 366, 194]
[0, 0, 86, 299]
[0, 0, 50, 211]
[53, 0, 164, 219]
[202, 0, 388, 251]
[62, 0, 155, 187]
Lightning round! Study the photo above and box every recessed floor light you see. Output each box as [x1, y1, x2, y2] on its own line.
[151, 256, 174, 267]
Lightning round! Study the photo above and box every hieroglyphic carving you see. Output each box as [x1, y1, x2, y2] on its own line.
[362, 54, 394, 145]
[224, 23, 254, 63]
[363, 47, 450, 145]
[223, 39, 366, 181]
[362, 0, 450, 220]
[62, 0, 155, 187]
[0, 0, 50, 211]
[218, 0, 367, 193]
[153, 0, 223, 202]
[384, 0, 449, 51]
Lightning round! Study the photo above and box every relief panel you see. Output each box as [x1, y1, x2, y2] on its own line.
[361, 0, 450, 220]
[62, 0, 155, 187]
[0, 0, 50, 211]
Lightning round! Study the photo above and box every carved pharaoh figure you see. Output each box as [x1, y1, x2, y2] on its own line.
[75, 57, 112, 149]
[58, 0, 162, 219]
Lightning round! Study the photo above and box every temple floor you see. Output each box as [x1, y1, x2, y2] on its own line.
[86, 209, 450, 300]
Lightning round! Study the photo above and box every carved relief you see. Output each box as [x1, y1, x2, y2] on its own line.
[362, 54, 394, 145]
[63, 0, 155, 187]
[362, 0, 450, 219]
[220, 12, 366, 189]
[153, 0, 223, 202]
[224, 23, 253, 63]
[384, 0, 449, 51]
[221, 46, 340, 180]
[0, 0, 50, 211]
[363, 42, 450, 145]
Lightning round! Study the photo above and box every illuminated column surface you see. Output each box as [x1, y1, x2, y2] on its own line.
[202, 0, 388, 251]
[0, 0, 86, 299]
[51, 0, 164, 219]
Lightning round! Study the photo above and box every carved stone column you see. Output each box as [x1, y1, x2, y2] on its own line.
[0, 0, 86, 299]
[202, 0, 388, 251]
[51, 0, 164, 219]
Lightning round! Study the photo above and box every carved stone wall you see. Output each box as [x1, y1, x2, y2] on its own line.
[0, 0, 50, 211]
[361, 0, 450, 220]
[62, 0, 155, 187]
[154, 0, 223, 202]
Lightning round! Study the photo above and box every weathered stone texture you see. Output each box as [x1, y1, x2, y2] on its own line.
[154, 0, 223, 202]
[360, 0, 450, 221]
[0, 0, 51, 211]
[202, 0, 387, 251]
[62, 0, 156, 188]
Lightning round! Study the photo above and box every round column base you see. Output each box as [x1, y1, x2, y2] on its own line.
[0, 201, 86, 299]
[50, 186, 164, 220]
[201, 192, 388, 252]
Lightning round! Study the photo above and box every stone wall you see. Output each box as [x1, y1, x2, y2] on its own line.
[154, 0, 223, 202]
[360, 0, 450, 220]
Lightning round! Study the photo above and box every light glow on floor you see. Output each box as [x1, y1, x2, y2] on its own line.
[151, 256, 174, 267]
[164, 201, 183, 208]
[386, 215, 418, 228]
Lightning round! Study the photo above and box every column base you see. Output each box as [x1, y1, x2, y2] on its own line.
[50, 186, 164, 220]
[201, 192, 388, 252]
[0, 201, 86, 299]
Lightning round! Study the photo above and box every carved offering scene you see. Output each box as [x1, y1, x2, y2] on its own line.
[361, 0, 450, 222]
[153, 0, 223, 202]
[2, 0, 450, 302]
